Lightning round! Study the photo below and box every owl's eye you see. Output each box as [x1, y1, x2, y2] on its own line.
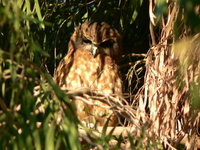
[82, 36, 92, 44]
[100, 40, 114, 48]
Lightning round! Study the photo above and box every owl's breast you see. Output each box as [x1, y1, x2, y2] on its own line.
[66, 49, 122, 95]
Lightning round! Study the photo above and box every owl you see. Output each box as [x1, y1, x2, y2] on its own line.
[54, 21, 122, 126]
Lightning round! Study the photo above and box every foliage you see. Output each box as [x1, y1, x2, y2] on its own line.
[0, 0, 80, 149]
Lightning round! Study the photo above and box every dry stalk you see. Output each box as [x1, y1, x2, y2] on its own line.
[62, 87, 138, 125]
[133, 2, 200, 149]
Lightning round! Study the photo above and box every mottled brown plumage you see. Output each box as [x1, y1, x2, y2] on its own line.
[54, 21, 122, 126]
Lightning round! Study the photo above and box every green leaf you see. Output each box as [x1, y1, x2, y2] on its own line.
[34, 0, 45, 29]
[45, 123, 56, 150]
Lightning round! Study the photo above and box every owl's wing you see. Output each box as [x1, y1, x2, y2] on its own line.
[53, 39, 75, 87]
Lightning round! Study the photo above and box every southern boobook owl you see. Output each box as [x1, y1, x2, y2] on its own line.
[54, 21, 122, 126]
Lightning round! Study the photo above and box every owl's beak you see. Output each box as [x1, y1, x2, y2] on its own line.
[91, 45, 100, 58]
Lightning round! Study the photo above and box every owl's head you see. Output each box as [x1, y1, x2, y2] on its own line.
[69, 21, 122, 62]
